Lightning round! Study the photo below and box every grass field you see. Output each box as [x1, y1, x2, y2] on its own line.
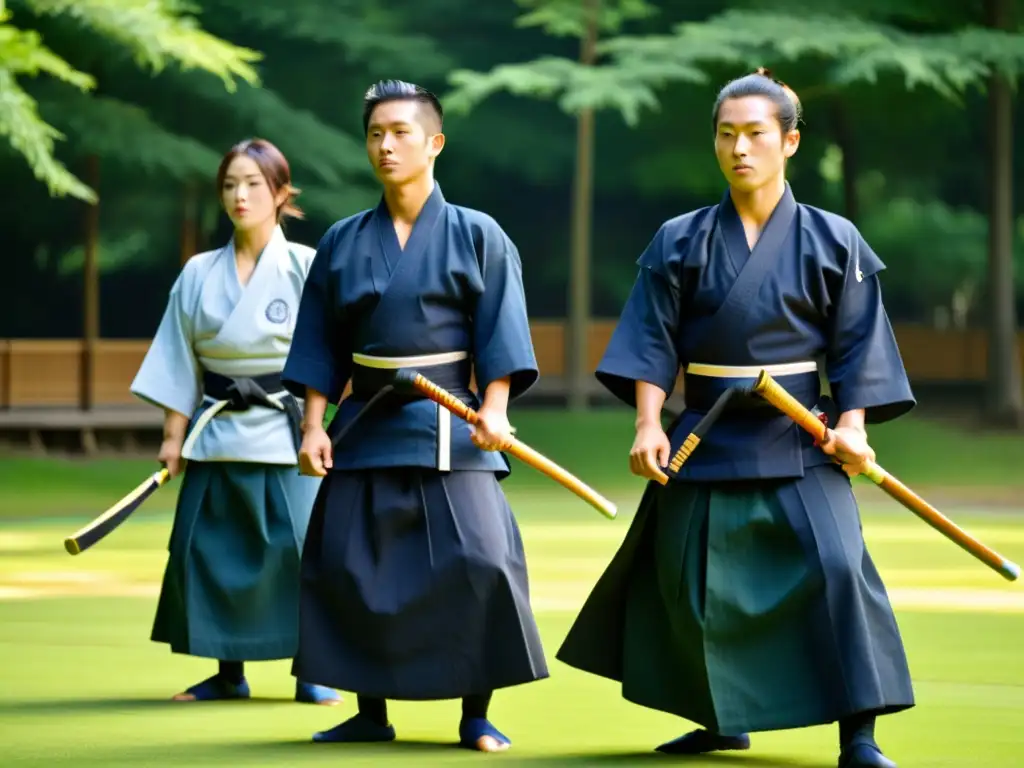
[1, 409, 1023, 766]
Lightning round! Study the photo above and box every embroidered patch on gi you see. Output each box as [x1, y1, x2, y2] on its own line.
[265, 299, 289, 324]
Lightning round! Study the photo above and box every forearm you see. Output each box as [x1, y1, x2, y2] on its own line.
[481, 376, 511, 413]
[162, 409, 190, 443]
[836, 408, 866, 433]
[302, 387, 330, 432]
[635, 381, 667, 429]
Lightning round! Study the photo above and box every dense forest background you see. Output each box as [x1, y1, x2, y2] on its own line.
[2, 0, 1023, 417]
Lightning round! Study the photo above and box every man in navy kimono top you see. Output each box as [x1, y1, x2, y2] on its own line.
[556, 70, 914, 768]
[282, 79, 547, 753]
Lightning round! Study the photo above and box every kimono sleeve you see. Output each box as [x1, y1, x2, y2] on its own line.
[595, 224, 681, 407]
[130, 270, 201, 417]
[471, 225, 539, 401]
[825, 231, 916, 424]
[282, 228, 350, 403]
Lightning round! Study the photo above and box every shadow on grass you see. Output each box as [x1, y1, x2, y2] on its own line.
[22, 730, 833, 767]
[505, 753, 830, 767]
[0, 695, 332, 715]
[13, 737, 492, 767]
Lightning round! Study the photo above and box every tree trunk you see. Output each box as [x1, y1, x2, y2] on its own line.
[984, 0, 1023, 427]
[566, 0, 599, 412]
[80, 154, 100, 412]
[831, 98, 858, 223]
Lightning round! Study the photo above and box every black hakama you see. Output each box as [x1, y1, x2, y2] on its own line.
[293, 467, 548, 699]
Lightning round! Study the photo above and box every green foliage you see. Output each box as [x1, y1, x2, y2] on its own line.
[205, 0, 456, 76]
[447, 56, 702, 126]
[514, 0, 656, 38]
[443, 0, 677, 125]
[92, 0, 439, 230]
[291, 184, 379, 224]
[0, 10, 91, 90]
[601, 9, 1024, 107]
[0, 0, 260, 203]
[34, 81, 222, 179]
[578, 4, 1024, 323]
[444, 2, 1012, 129]
[3, 0, 475, 287]
[861, 197, 989, 316]
[155, 70, 373, 188]
[735, 0, 982, 29]
[628, 141, 721, 197]
[0, 8, 96, 199]
[859, 193, 1024, 324]
[49, 229, 155, 275]
[25, 0, 261, 90]
[0, 70, 94, 200]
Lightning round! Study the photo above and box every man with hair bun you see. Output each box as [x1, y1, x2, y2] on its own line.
[283, 79, 548, 753]
[556, 69, 915, 768]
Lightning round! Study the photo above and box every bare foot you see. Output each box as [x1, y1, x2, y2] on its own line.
[473, 734, 511, 753]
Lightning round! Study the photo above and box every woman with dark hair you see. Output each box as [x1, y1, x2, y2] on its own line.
[131, 138, 341, 707]
[556, 70, 915, 768]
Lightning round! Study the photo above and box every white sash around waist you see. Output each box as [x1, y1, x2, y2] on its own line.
[685, 360, 818, 378]
[352, 350, 469, 369]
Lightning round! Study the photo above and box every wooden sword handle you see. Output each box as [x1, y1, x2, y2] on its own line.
[63, 467, 171, 555]
[401, 371, 617, 520]
[751, 372, 829, 442]
[751, 370, 1020, 582]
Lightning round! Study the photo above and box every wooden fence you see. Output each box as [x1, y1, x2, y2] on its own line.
[0, 322, 1020, 409]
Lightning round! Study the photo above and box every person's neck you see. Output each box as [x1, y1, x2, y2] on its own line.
[383, 174, 435, 224]
[234, 219, 277, 262]
[730, 175, 786, 227]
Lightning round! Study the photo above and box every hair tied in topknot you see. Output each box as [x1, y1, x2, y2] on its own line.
[712, 67, 802, 133]
[753, 66, 791, 91]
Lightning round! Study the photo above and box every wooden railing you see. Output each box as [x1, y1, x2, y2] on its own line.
[0, 322, 1021, 408]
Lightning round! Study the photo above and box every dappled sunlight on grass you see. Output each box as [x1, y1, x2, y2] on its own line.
[0, 407, 1022, 765]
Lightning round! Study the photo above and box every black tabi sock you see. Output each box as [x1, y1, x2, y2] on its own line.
[358, 695, 389, 726]
[218, 661, 244, 685]
[839, 711, 877, 749]
[462, 692, 492, 721]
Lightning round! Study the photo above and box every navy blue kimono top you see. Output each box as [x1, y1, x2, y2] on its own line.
[282, 183, 538, 477]
[597, 183, 916, 482]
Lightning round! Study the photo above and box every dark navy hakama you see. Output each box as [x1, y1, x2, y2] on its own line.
[557, 184, 917, 735]
[558, 465, 914, 734]
[152, 460, 320, 661]
[294, 468, 546, 699]
[283, 183, 549, 702]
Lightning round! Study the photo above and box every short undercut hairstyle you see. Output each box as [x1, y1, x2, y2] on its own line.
[362, 79, 444, 135]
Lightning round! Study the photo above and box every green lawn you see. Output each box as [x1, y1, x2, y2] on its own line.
[0, 408, 1022, 766]
[1, 407, 1022, 522]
